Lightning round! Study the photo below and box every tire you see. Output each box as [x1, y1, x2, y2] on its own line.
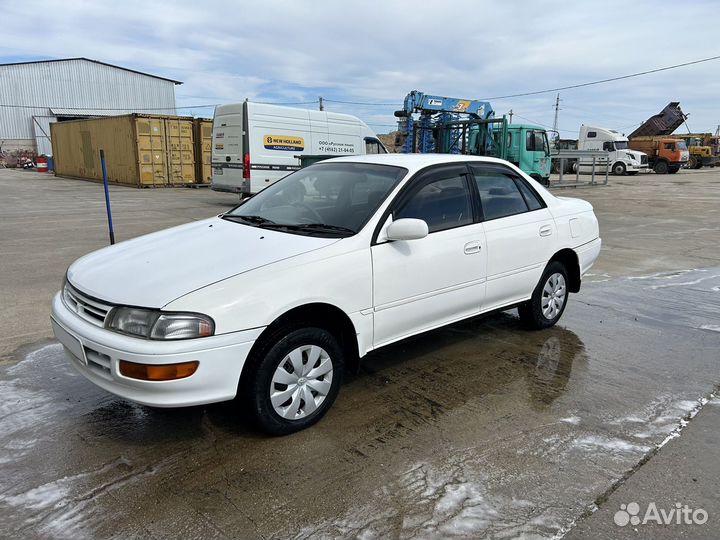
[688, 156, 699, 169]
[245, 327, 344, 435]
[612, 162, 626, 176]
[653, 161, 669, 174]
[518, 261, 569, 330]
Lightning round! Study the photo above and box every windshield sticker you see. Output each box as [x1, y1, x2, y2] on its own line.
[264, 135, 304, 151]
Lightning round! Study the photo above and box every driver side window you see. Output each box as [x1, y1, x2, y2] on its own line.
[394, 169, 473, 233]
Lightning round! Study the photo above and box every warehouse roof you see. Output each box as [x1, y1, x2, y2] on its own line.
[0, 57, 183, 85]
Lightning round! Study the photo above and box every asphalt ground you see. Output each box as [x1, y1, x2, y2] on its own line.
[1, 166, 718, 539]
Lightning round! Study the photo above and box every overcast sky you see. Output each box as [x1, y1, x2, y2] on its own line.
[2, 0, 719, 136]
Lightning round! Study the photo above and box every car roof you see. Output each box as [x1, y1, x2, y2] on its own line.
[324, 153, 512, 174]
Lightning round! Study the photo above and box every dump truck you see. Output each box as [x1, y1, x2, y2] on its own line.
[629, 103, 718, 169]
[662, 133, 719, 169]
[627, 136, 689, 174]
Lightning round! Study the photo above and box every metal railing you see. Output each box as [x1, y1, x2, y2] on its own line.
[550, 150, 610, 187]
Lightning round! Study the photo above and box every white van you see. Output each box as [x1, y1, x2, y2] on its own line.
[577, 125, 648, 176]
[211, 102, 387, 195]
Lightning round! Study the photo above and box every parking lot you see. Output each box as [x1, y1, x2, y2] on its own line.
[1, 167, 719, 538]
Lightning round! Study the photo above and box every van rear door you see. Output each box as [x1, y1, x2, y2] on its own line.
[211, 104, 245, 193]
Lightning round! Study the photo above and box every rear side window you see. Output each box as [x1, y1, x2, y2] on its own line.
[395, 170, 473, 233]
[470, 166, 533, 220]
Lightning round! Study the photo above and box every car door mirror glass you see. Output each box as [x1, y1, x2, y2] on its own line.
[386, 218, 429, 241]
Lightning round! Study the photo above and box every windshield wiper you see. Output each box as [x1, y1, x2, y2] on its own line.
[259, 223, 355, 236]
[221, 214, 275, 225]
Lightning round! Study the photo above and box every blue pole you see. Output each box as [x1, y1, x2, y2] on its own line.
[100, 150, 115, 245]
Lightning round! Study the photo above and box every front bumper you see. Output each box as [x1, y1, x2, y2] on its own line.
[51, 292, 264, 407]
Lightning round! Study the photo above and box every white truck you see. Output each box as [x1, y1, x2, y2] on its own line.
[211, 102, 386, 195]
[577, 125, 648, 176]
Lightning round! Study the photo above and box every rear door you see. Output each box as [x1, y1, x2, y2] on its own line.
[211, 104, 244, 191]
[371, 164, 487, 347]
[469, 163, 557, 310]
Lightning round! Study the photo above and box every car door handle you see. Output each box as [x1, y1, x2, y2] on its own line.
[539, 225, 553, 237]
[464, 241, 482, 254]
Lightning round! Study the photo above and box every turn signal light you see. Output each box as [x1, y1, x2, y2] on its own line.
[119, 360, 199, 381]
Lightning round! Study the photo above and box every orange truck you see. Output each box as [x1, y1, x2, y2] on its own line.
[627, 136, 689, 174]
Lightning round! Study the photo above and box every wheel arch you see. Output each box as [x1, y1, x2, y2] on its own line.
[548, 248, 581, 293]
[241, 302, 361, 388]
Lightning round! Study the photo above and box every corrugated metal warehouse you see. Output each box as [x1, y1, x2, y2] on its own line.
[0, 58, 181, 155]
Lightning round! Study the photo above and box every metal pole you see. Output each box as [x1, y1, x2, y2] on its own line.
[319, 96, 324, 111]
[100, 150, 115, 245]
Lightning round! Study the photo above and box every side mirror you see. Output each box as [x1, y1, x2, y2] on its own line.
[386, 218, 429, 241]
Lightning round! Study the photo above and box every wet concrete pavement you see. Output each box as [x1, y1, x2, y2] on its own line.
[1, 268, 718, 539]
[1, 168, 719, 538]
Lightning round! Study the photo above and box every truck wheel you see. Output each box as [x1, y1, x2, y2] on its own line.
[688, 156, 698, 169]
[245, 327, 344, 435]
[653, 161, 669, 174]
[612, 162, 626, 176]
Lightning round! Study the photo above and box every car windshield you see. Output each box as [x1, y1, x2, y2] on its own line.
[614, 141, 629, 150]
[677, 141, 688, 151]
[224, 162, 407, 237]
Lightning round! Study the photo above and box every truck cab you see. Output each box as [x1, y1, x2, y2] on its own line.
[627, 137, 688, 174]
[578, 126, 648, 176]
[505, 124, 552, 185]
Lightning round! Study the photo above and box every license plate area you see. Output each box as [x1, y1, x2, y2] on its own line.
[51, 319, 87, 365]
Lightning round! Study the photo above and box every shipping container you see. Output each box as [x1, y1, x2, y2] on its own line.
[50, 114, 197, 187]
[193, 118, 212, 184]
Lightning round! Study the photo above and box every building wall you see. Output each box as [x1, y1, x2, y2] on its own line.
[0, 59, 178, 153]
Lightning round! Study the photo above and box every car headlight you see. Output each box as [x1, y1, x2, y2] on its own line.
[626, 153, 635, 161]
[106, 307, 214, 340]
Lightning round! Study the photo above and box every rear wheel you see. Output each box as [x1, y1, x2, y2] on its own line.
[688, 156, 699, 169]
[612, 162, 626, 176]
[245, 327, 344, 435]
[518, 261, 569, 330]
[653, 161, 669, 174]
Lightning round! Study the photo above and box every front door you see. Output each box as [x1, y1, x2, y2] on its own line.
[371, 165, 487, 347]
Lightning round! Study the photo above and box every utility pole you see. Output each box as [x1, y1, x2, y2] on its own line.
[715, 124, 720, 137]
[508, 109, 513, 124]
[552, 93, 561, 136]
[319, 96, 324, 111]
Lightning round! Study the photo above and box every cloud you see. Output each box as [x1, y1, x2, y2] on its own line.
[1, 0, 719, 134]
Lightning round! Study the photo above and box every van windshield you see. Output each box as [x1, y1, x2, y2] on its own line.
[223, 163, 407, 237]
[614, 141, 629, 150]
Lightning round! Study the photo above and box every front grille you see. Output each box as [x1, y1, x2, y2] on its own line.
[641, 155, 648, 165]
[83, 345, 113, 380]
[63, 283, 113, 327]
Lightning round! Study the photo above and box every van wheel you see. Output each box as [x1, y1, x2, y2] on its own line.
[612, 162, 626, 176]
[653, 161, 669, 174]
[246, 327, 344, 435]
[519, 262, 569, 330]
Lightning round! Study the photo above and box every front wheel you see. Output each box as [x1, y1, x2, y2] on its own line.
[246, 327, 344, 435]
[653, 161, 669, 174]
[612, 162, 626, 176]
[518, 262, 569, 330]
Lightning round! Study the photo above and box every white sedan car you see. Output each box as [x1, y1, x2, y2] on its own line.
[51, 155, 600, 434]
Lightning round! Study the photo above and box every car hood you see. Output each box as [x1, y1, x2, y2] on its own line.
[67, 217, 339, 308]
